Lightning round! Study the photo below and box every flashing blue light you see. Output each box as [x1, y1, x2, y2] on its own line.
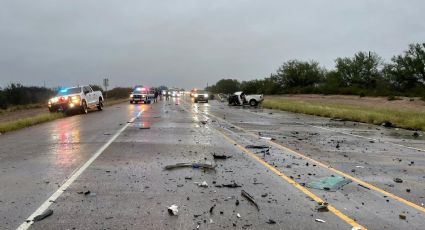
[60, 89, 68, 93]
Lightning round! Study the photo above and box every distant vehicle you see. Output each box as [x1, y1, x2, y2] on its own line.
[228, 91, 263, 106]
[48, 85, 104, 114]
[130, 86, 155, 104]
[193, 90, 209, 103]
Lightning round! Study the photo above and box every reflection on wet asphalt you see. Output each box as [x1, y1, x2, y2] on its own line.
[0, 97, 424, 230]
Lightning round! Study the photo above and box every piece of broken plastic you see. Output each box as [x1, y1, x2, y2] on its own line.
[306, 176, 351, 192]
[168, 204, 178, 215]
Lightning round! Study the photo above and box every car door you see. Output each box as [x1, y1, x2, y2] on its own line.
[83, 86, 95, 106]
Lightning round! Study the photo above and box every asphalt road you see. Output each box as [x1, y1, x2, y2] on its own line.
[0, 96, 424, 230]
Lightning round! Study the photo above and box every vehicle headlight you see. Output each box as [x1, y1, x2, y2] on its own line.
[51, 97, 58, 103]
[194, 94, 198, 97]
[71, 95, 80, 104]
[130, 94, 133, 98]
[205, 94, 209, 98]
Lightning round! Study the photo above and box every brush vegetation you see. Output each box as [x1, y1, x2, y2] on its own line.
[262, 98, 425, 131]
[0, 113, 64, 133]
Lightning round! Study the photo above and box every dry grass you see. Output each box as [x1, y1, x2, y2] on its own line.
[262, 97, 425, 131]
[0, 113, 64, 133]
[0, 98, 128, 134]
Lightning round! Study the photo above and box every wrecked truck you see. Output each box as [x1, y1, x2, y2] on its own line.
[228, 91, 263, 106]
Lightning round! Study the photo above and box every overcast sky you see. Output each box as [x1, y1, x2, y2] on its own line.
[1, 0, 424, 89]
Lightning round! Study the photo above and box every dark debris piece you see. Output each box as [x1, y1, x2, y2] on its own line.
[222, 183, 242, 188]
[213, 154, 231, 159]
[241, 190, 259, 211]
[33, 209, 53, 222]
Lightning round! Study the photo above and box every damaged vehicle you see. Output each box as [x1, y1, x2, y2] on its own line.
[228, 91, 263, 106]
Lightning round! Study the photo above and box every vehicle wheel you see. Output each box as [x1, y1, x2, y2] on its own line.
[249, 99, 258, 106]
[205, 100, 208, 103]
[194, 99, 198, 103]
[97, 99, 103, 111]
[49, 108, 55, 113]
[81, 100, 88, 114]
[130, 100, 133, 104]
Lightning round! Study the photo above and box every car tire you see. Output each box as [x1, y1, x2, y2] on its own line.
[81, 100, 88, 114]
[249, 99, 258, 106]
[205, 100, 208, 103]
[130, 100, 133, 104]
[97, 99, 103, 111]
[194, 99, 198, 103]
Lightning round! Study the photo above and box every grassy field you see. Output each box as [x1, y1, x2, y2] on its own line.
[0, 113, 64, 133]
[0, 98, 128, 134]
[262, 96, 425, 131]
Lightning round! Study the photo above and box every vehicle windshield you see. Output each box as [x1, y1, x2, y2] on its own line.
[57, 87, 81, 96]
[197, 90, 207, 94]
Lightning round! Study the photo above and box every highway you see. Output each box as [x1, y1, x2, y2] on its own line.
[1, 96, 424, 230]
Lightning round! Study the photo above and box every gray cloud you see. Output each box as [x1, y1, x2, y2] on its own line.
[1, 0, 424, 89]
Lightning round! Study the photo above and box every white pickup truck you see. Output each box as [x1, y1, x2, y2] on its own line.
[228, 91, 264, 106]
[48, 85, 104, 114]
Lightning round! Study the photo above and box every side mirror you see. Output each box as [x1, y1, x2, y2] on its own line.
[84, 90, 89, 95]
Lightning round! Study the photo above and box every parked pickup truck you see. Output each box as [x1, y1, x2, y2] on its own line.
[228, 91, 263, 106]
[48, 85, 104, 114]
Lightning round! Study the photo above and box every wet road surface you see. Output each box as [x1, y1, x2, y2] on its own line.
[0, 96, 424, 229]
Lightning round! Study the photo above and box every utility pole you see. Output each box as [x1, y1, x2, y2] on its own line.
[103, 78, 109, 100]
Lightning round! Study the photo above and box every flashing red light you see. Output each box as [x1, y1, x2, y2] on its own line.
[59, 96, 67, 103]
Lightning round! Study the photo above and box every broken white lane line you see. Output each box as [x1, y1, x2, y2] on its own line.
[16, 111, 143, 230]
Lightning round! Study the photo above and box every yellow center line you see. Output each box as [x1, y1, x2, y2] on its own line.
[201, 104, 425, 214]
[217, 126, 366, 229]
[180, 101, 366, 229]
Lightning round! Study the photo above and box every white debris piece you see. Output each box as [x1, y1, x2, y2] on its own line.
[195, 181, 208, 187]
[237, 213, 241, 218]
[315, 218, 326, 223]
[168, 204, 179, 215]
[352, 227, 362, 230]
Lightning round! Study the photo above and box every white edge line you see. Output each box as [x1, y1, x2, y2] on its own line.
[16, 111, 142, 230]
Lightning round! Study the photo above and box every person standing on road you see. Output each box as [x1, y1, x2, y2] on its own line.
[154, 90, 159, 103]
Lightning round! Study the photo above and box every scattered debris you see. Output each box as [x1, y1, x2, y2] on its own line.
[209, 204, 216, 213]
[164, 162, 216, 170]
[245, 145, 269, 149]
[168, 204, 179, 215]
[139, 126, 151, 129]
[237, 213, 241, 218]
[77, 190, 91, 195]
[213, 154, 231, 159]
[260, 136, 275, 141]
[393, 178, 403, 183]
[195, 181, 209, 187]
[200, 121, 208, 125]
[352, 227, 363, 230]
[306, 176, 351, 192]
[33, 209, 53, 222]
[315, 202, 329, 212]
[412, 132, 419, 137]
[399, 214, 406, 220]
[241, 190, 259, 211]
[355, 166, 364, 168]
[235, 200, 240, 206]
[381, 121, 393, 128]
[222, 183, 242, 188]
[315, 218, 326, 223]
